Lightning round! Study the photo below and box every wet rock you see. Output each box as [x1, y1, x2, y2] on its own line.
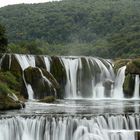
[114, 58, 140, 98]
[10, 54, 22, 78]
[0, 94, 25, 110]
[126, 58, 140, 74]
[24, 66, 59, 99]
[103, 79, 114, 90]
[113, 59, 130, 73]
[35, 55, 46, 69]
[123, 74, 135, 98]
[0, 54, 10, 70]
[103, 79, 114, 97]
[77, 57, 93, 97]
[50, 56, 67, 98]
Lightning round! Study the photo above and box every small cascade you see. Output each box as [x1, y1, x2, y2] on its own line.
[133, 75, 140, 99]
[44, 56, 51, 72]
[22, 73, 34, 100]
[15, 54, 35, 70]
[113, 66, 126, 99]
[0, 53, 6, 69]
[62, 58, 79, 98]
[26, 84, 34, 100]
[15, 54, 36, 100]
[0, 114, 139, 140]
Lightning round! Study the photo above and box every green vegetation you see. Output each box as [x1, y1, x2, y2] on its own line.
[39, 96, 55, 103]
[0, 24, 8, 53]
[0, 71, 24, 110]
[0, 0, 140, 58]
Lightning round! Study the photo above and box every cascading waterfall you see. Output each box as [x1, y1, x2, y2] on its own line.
[44, 56, 51, 72]
[0, 114, 140, 140]
[133, 75, 140, 99]
[15, 54, 36, 69]
[15, 54, 36, 100]
[0, 54, 140, 99]
[113, 66, 126, 99]
[91, 58, 115, 99]
[62, 58, 79, 98]
[1, 54, 140, 140]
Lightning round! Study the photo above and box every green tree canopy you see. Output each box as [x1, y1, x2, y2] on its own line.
[0, 24, 8, 53]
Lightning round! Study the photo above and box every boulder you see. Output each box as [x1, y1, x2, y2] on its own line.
[24, 67, 59, 99]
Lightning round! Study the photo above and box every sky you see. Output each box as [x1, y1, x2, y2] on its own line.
[0, 0, 60, 8]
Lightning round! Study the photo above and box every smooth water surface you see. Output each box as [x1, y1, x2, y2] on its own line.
[1, 99, 140, 117]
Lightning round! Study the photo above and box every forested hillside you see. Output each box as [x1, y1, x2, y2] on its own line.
[0, 0, 140, 58]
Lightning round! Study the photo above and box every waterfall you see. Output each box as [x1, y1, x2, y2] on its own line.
[62, 57, 79, 98]
[0, 114, 139, 140]
[133, 75, 140, 99]
[15, 54, 35, 70]
[15, 54, 36, 100]
[44, 56, 51, 72]
[1, 54, 140, 99]
[113, 66, 126, 99]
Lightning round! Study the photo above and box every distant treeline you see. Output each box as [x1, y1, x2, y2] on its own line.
[0, 0, 140, 58]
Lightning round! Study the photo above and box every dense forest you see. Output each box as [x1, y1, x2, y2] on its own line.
[0, 0, 140, 58]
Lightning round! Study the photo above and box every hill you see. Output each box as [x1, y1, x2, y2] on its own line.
[0, 0, 140, 58]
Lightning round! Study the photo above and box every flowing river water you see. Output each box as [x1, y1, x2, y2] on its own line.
[1, 99, 140, 140]
[0, 54, 140, 140]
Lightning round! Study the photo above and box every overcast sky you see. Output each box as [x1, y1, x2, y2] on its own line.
[0, 0, 60, 8]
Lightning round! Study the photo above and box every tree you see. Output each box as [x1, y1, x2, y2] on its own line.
[0, 24, 8, 53]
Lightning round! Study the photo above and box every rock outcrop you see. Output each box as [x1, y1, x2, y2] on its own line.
[24, 67, 59, 99]
[114, 58, 140, 98]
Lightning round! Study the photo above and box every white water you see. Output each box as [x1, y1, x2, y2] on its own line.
[62, 58, 79, 98]
[113, 66, 126, 99]
[12, 55, 140, 99]
[15, 54, 35, 70]
[133, 75, 140, 99]
[0, 115, 139, 140]
[27, 84, 34, 100]
[1, 54, 140, 100]
[15, 54, 36, 99]
[44, 56, 51, 72]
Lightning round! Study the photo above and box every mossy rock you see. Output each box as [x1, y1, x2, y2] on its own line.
[0, 94, 25, 110]
[50, 56, 67, 98]
[24, 67, 59, 99]
[10, 54, 22, 79]
[35, 55, 46, 69]
[39, 96, 55, 103]
[123, 74, 135, 98]
[24, 66, 42, 84]
[126, 58, 140, 74]
[42, 69, 60, 89]
[20, 80, 28, 99]
[0, 54, 10, 71]
[113, 59, 130, 73]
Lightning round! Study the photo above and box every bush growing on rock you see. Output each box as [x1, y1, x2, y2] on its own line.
[39, 96, 55, 103]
